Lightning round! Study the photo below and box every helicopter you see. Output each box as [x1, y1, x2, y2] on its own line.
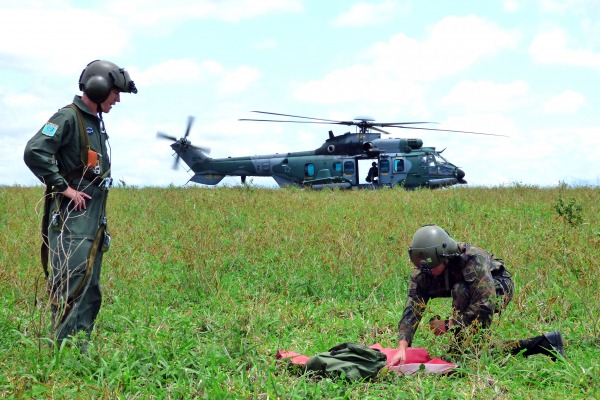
[156, 111, 506, 190]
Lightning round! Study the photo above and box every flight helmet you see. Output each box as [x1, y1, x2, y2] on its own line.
[408, 225, 458, 269]
[78, 60, 138, 103]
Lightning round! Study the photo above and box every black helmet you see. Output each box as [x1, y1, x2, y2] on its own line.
[408, 225, 458, 268]
[78, 60, 138, 103]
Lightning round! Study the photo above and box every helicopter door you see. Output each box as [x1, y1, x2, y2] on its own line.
[342, 158, 357, 186]
[377, 157, 391, 185]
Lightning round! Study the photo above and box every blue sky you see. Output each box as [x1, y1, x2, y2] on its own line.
[1, 0, 599, 188]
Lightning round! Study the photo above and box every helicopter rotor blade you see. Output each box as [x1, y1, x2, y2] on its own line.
[370, 126, 393, 135]
[189, 144, 211, 154]
[243, 111, 506, 137]
[156, 131, 178, 142]
[184, 115, 194, 139]
[375, 122, 435, 126]
[251, 111, 436, 126]
[239, 118, 355, 126]
[383, 125, 508, 137]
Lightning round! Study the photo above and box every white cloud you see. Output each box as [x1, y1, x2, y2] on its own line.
[542, 90, 586, 114]
[0, 0, 302, 76]
[539, 0, 591, 14]
[367, 15, 517, 80]
[218, 65, 261, 95]
[135, 59, 259, 95]
[104, 0, 302, 25]
[333, 1, 401, 27]
[503, 0, 520, 12]
[0, 4, 128, 75]
[529, 29, 600, 67]
[253, 39, 278, 50]
[443, 80, 530, 113]
[294, 16, 517, 105]
[1, 92, 41, 108]
[292, 63, 425, 106]
[136, 59, 223, 86]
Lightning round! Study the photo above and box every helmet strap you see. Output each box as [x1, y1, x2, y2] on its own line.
[97, 105, 106, 132]
[444, 266, 449, 290]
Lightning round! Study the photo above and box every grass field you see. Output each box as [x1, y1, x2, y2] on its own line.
[1, 184, 599, 399]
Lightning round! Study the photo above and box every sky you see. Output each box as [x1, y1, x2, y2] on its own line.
[1, 0, 599, 188]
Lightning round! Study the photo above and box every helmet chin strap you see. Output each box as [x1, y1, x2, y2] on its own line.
[96, 102, 106, 132]
[444, 265, 449, 291]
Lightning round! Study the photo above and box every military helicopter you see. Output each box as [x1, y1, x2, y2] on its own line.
[156, 111, 506, 190]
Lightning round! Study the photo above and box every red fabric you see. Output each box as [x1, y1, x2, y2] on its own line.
[275, 350, 310, 365]
[276, 343, 456, 375]
[368, 343, 431, 365]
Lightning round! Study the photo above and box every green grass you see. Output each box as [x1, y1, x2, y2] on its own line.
[1, 184, 599, 398]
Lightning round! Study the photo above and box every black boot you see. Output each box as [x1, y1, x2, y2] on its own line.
[512, 330, 566, 361]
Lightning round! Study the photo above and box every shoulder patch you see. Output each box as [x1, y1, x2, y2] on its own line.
[41, 122, 59, 137]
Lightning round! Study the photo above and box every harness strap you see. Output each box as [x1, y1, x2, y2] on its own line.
[64, 104, 111, 182]
[67, 104, 90, 166]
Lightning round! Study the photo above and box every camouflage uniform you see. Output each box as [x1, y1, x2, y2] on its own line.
[24, 95, 111, 344]
[398, 243, 513, 346]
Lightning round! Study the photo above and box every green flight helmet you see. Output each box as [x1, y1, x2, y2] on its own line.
[408, 225, 458, 268]
[78, 60, 138, 103]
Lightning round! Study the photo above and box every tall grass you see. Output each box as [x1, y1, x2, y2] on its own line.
[1, 184, 599, 398]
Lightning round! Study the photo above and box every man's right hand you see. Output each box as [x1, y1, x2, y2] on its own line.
[389, 340, 409, 366]
[61, 186, 91, 211]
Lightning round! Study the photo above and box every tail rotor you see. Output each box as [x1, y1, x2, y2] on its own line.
[156, 116, 211, 170]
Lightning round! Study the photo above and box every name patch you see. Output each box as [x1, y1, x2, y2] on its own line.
[41, 123, 59, 137]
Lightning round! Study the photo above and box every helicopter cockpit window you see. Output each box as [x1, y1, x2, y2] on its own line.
[421, 155, 438, 175]
[393, 159, 404, 173]
[333, 162, 342, 173]
[305, 163, 315, 177]
[434, 153, 453, 175]
[380, 159, 390, 174]
[343, 160, 355, 176]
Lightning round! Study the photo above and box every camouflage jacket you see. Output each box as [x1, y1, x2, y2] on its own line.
[397, 243, 510, 345]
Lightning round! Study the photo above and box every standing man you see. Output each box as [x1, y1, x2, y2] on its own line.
[390, 224, 565, 365]
[366, 162, 378, 184]
[24, 60, 137, 349]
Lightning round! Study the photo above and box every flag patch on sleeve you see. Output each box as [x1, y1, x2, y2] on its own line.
[41, 123, 59, 137]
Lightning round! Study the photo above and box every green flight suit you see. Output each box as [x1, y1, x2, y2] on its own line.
[398, 243, 514, 346]
[24, 95, 111, 345]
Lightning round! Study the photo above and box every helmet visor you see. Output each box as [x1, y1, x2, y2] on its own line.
[408, 245, 443, 268]
[110, 68, 138, 94]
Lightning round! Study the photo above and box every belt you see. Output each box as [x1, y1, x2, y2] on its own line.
[70, 176, 113, 191]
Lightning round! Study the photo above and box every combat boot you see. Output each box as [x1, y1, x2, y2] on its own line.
[512, 330, 566, 361]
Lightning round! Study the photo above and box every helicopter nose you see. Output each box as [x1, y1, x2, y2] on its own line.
[457, 168, 467, 184]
